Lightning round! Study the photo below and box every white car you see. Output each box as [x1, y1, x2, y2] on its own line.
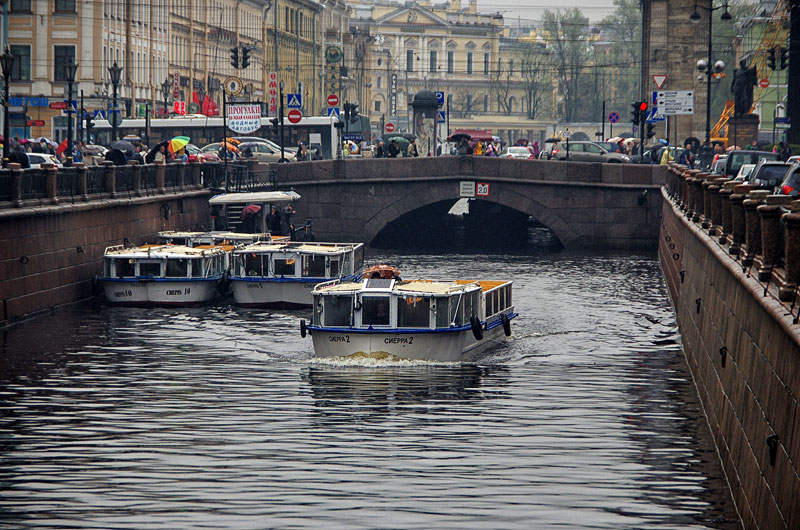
[503, 146, 534, 159]
[26, 153, 63, 168]
[734, 163, 756, 182]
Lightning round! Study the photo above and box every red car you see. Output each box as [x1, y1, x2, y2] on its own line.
[186, 143, 220, 163]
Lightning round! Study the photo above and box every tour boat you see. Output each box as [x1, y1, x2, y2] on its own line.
[99, 244, 229, 305]
[157, 230, 282, 247]
[229, 241, 365, 308]
[300, 277, 516, 362]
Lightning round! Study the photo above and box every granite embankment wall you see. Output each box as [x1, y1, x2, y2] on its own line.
[0, 161, 214, 325]
[660, 163, 800, 529]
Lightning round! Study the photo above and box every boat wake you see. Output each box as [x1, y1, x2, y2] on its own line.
[306, 351, 461, 367]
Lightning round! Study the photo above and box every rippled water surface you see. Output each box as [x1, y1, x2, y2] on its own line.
[1, 251, 740, 529]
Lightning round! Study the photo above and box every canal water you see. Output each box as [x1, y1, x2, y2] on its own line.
[0, 250, 740, 529]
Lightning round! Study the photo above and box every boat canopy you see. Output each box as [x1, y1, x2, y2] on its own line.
[208, 191, 301, 205]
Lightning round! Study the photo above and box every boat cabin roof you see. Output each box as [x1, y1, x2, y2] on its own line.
[235, 241, 362, 255]
[103, 244, 227, 259]
[315, 278, 489, 296]
[208, 191, 301, 205]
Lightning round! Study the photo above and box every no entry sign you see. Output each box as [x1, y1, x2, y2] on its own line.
[287, 109, 302, 124]
[385, 122, 395, 133]
[759, 78, 770, 88]
[327, 94, 339, 107]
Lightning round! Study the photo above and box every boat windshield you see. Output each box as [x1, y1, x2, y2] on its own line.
[397, 296, 430, 328]
[322, 295, 352, 326]
[362, 296, 390, 326]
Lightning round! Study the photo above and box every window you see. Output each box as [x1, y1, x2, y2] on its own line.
[447, 51, 454, 73]
[273, 257, 296, 277]
[484, 53, 489, 75]
[483, 94, 489, 112]
[406, 49, 414, 72]
[10, 45, 30, 81]
[374, 100, 381, 112]
[398, 296, 430, 328]
[140, 262, 161, 277]
[54, 46, 76, 81]
[165, 259, 188, 278]
[302, 254, 326, 278]
[55, 0, 76, 12]
[323, 295, 352, 327]
[429, 50, 437, 72]
[377, 76, 382, 89]
[466, 52, 473, 74]
[10, 0, 31, 12]
[362, 296, 390, 326]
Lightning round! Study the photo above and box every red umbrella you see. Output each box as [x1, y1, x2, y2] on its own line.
[56, 138, 68, 155]
[240, 205, 261, 220]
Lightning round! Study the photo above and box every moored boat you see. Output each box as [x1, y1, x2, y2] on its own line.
[99, 244, 229, 305]
[301, 277, 516, 362]
[229, 241, 365, 308]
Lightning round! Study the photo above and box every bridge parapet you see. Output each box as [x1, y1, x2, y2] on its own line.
[277, 156, 666, 187]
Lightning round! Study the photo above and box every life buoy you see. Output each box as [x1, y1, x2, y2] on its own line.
[470, 315, 483, 340]
[300, 319, 307, 338]
[501, 313, 511, 337]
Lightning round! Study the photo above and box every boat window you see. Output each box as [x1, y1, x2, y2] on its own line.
[273, 257, 296, 277]
[463, 291, 474, 322]
[435, 297, 449, 328]
[191, 258, 204, 277]
[140, 261, 161, 277]
[449, 295, 460, 326]
[323, 295, 353, 327]
[245, 253, 265, 276]
[329, 258, 339, 278]
[313, 295, 323, 326]
[362, 296, 390, 326]
[104, 259, 113, 277]
[165, 259, 189, 278]
[116, 259, 135, 278]
[353, 246, 364, 272]
[302, 254, 326, 277]
[341, 252, 352, 275]
[499, 286, 506, 311]
[398, 296, 430, 328]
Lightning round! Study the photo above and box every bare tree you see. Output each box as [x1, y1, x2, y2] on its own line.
[450, 87, 478, 118]
[541, 8, 592, 122]
[517, 42, 551, 120]
[490, 58, 514, 115]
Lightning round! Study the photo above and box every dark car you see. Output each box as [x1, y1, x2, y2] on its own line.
[724, 150, 780, 178]
[746, 160, 794, 191]
[778, 164, 800, 196]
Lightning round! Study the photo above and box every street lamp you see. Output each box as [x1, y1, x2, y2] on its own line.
[161, 77, 171, 117]
[108, 61, 123, 142]
[64, 57, 79, 166]
[1, 46, 14, 167]
[690, 0, 732, 148]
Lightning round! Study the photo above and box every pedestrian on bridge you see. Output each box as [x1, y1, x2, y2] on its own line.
[407, 139, 419, 157]
[375, 141, 385, 158]
[387, 139, 400, 158]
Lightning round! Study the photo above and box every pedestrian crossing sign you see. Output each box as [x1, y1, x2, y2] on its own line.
[287, 93, 302, 108]
[327, 106, 340, 118]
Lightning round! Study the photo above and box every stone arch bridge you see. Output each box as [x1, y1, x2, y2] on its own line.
[275, 157, 666, 250]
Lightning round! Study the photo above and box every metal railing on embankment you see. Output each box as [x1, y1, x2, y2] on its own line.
[666, 162, 800, 323]
[0, 159, 272, 208]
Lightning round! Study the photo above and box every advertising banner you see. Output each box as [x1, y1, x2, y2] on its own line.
[227, 104, 262, 134]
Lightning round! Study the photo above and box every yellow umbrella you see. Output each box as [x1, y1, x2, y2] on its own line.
[168, 136, 191, 154]
[223, 137, 241, 145]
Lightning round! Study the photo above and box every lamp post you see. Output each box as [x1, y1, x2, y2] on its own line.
[161, 77, 170, 117]
[690, 1, 731, 147]
[64, 57, 78, 166]
[1, 46, 13, 167]
[108, 61, 123, 142]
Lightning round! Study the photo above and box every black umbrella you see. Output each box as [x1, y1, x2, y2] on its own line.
[447, 133, 471, 142]
[105, 148, 127, 166]
[544, 137, 561, 143]
[145, 140, 169, 164]
[111, 140, 135, 155]
[381, 132, 416, 142]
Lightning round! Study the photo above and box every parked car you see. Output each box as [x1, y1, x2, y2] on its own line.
[710, 155, 728, 175]
[503, 146, 534, 159]
[185, 143, 219, 163]
[550, 141, 630, 163]
[26, 153, 62, 168]
[733, 163, 756, 182]
[596, 141, 622, 154]
[778, 165, 800, 196]
[238, 141, 291, 163]
[788, 155, 800, 163]
[745, 160, 794, 191]
[724, 150, 780, 178]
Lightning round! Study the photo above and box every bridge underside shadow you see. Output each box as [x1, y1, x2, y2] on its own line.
[370, 199, 564, 253]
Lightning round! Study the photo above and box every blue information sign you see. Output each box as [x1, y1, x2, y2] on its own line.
[287, 93, 302, 108]
[435, 91, 445, 105]
[437, 110, 446, 123]
[327, 106, 340, 118]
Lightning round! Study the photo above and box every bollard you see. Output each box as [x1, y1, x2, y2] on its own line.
[781, 208, 800, 300]
[190, 159, 201, 187]
[742, 190, 769, 266]
[102, 161, 116, 198]
[128, 160, 142, 197]
[155, 159, 166, 194]
[719, 185, 734, 244]
[44, 163, 59, 205]
[701, 174, 715, 229]
[9, 162, 23, 207]
[756, 203, 785, 282]
[75, 162, 88, 201]
[729, 193, 747, 255]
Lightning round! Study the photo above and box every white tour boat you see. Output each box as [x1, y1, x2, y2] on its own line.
[300, 276, 516, 362]
[229, 241, 365, 308]
[99, 244, 229, 305]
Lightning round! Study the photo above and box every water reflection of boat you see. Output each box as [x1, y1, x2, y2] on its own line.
[229, 241, 365, 308]
[99, 244, 228, 306]
[301, 277, 516, 362]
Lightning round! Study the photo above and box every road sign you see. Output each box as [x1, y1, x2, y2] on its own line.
[327, 94, 339, 107]
[327, 106, 340, 118]
[652, 74, 668, 89]
[385, 122, 395, 133]
[759, 78, 770, 88]
[608, 111, 620, 123]
[224, 76, 243, 96]
[656, 90, 694, 115]
[93, 109, 107, 119]
[647, 109, 665, 122]
[287, 93, 302, 108]
[459, 181, 475, 198]
[437, 110, 446, 123]
[776, 116, 791, 129]
[435, 91, 445, 105]
[28, 120, 45, 126]
[287, 109, 302, 124]
[476, 183, 490, 197]
[49, 101, 67, 110]
[109, 110, 122, 127]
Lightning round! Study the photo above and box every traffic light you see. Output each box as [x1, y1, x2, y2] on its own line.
[343, 102, 351, 122]
[230, 47, 239, 69]
[646, 123, 656, 139]
[631, 101, 641, 125]
[780, 47, 788, 70]
[270, 117, 279, 134]
[767, 47, 776, 70]
[638, 101, 648, 125]
[241, 46, 251, 69]
[349, 102, 359, 122]
[85, 113, 94, 131]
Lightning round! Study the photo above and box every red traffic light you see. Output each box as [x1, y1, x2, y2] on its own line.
[638, 102, 648, 111]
